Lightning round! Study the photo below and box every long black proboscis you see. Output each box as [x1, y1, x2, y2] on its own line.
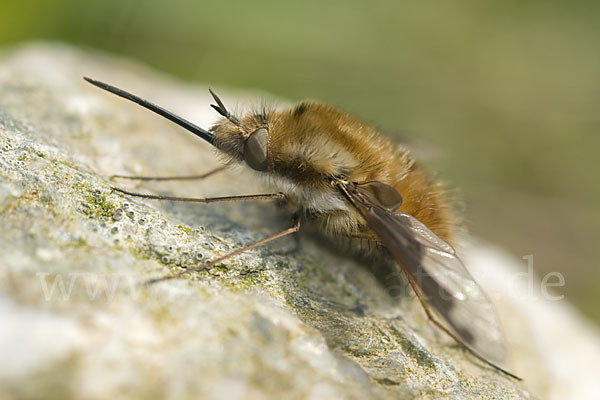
[83, 77, 214, 145]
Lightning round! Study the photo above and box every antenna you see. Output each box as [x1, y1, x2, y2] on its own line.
[209, 88, 241, 127]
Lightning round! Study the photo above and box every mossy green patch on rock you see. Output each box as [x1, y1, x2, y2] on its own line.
[176, 224, 192, 235]
[79, 186, 121, 221]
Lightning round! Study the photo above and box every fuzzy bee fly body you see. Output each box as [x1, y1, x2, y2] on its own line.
[210, 99, 453, 247]
[84, 77, 520, 380]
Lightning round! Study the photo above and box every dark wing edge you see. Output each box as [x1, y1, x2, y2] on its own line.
[340, 182, 506, 364]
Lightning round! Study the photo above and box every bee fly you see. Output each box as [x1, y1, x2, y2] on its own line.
[84, 77, 521, 380]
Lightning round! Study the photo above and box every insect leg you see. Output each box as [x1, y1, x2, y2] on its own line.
[110, 165, 227, 182]
[111, 186, 285, 203]
[402, 270, 522, 380]
[144, 215, 301, 285]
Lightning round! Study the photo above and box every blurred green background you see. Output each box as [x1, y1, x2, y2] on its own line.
[1, 0, 598, 321]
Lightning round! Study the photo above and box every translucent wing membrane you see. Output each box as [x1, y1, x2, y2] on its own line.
[343, 183, 506, 363]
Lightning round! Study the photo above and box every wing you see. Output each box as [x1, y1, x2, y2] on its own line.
[341, 182, 506, 363]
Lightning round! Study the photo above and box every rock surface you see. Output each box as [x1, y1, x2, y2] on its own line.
[0, 42, 598, 399]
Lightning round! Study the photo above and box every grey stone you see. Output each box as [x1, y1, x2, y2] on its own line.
[1, 42, 598, 399]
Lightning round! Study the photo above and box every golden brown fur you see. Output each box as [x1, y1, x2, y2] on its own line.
[211, 101, 454, 246]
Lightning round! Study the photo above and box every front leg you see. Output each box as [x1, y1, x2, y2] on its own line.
[110, 165, 227, 182]
[111, 186, 285, 203]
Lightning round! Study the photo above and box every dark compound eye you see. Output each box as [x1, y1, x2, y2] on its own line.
[244, 128, 268, 171]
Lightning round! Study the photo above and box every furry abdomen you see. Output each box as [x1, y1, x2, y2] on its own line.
[266, 102, 455, 245]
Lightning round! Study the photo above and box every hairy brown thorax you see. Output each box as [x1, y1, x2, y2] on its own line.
[211, 101, 454, 245]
